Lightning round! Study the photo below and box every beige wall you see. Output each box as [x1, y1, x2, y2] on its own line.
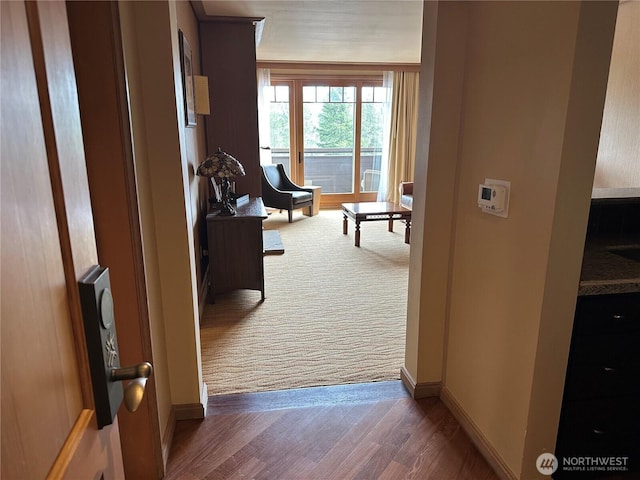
[407, 1, 617, 478]
[176, 0, 210, 293]
[405, 0, 468, 386]
[520, 3, 619, 475]
[445, 2, 582, 474]
[118, 0, 173, 449]
[594, 0, 640, 188]
[119, 0, 208, 461]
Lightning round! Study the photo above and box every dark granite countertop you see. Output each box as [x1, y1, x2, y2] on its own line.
[578, 234, 640, 296]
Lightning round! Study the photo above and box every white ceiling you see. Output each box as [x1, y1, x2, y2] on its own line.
[197, 1, 423, 64]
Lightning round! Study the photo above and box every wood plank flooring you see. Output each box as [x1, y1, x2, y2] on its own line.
[165, 382, 499, 480]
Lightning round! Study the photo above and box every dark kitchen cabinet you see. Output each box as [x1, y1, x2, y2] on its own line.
[555, 293, 640, 478]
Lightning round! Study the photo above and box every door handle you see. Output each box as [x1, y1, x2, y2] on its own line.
[111, 362, 153, 412]
[78, 266, 153, 428]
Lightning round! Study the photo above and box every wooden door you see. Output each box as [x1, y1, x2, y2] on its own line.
[1, 1, 125, 478]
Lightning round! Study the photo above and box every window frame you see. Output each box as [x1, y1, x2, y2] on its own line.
[268, 73, 385, 207]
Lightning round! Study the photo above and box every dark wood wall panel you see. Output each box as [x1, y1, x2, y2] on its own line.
[200, 21, 261, 197]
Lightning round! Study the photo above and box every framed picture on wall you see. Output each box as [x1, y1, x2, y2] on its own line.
[179, 30, 197, 127]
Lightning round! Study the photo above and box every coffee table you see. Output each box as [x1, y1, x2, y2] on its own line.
[342, 202, 411, 247]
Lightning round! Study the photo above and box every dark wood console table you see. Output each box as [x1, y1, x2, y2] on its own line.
[206, 197, 267, 302]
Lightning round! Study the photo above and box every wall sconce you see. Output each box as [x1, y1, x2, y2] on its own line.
[194, 75, 210, 115]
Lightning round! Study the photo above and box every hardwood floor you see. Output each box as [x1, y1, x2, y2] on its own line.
[165, 381, 499, 480]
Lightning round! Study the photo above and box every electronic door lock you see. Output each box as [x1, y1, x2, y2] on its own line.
[78, 266, 153, 428]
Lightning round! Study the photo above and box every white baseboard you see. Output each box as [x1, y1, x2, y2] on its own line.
[439, 386, 517, 480]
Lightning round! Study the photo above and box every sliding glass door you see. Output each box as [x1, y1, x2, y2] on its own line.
[302, 84, 356, 194]
[360, 85, 388, 195]
[265, 82, 293, 176]
[264, 75, 387, 206]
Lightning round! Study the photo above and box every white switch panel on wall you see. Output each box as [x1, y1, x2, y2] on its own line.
[479, 178, 510, 218]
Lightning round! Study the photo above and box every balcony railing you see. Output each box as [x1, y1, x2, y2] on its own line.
[271, 147, 382, 193]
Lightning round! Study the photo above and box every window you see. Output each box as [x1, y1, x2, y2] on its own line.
[265, 84, 291, 175]
[263, 75, 389, 205]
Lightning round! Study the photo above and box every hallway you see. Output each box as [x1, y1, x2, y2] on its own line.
[165, 382, 498, 479]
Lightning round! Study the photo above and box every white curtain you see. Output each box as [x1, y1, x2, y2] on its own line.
[377, 71, 394, 201]
[257, 68, 272, 165]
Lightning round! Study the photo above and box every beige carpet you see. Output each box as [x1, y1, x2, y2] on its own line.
[200, 208, 409, 396]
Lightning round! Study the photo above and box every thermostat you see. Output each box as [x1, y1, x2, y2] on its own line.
[478, 178, 510, 218]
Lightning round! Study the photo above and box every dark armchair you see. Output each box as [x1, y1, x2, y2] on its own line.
[261, 164, 314, 223]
